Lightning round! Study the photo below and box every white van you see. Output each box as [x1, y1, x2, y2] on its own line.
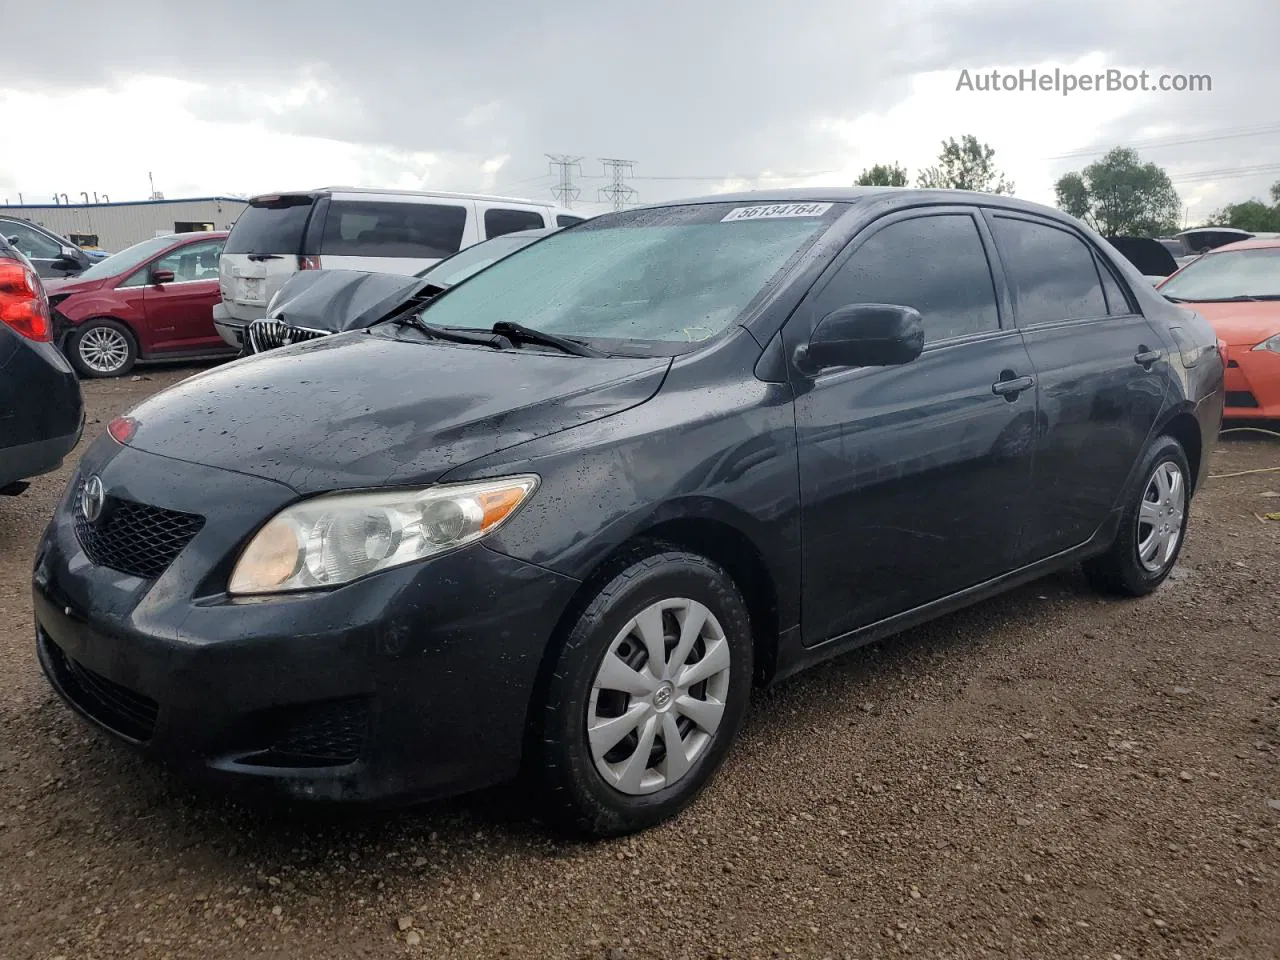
[214, 187, 586, 348]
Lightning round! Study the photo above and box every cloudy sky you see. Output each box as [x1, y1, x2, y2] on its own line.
[2, 0, 1278, 224]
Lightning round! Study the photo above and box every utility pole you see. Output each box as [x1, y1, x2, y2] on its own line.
[598, 158, 638, 211]
[546, 154, 582, 208]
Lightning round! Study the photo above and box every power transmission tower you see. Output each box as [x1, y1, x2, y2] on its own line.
[546, 154, 583, 208]
[598, 158, 638, 210]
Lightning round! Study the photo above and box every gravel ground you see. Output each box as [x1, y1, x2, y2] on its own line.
[1, 364, 1277, 960]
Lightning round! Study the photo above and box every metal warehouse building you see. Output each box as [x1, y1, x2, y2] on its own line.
[0, 197, 248, 253]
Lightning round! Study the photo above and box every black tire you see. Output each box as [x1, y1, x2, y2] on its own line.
[1083, 435, 1192, 597]
[535, 546, 753, 838]
[67, 318, 138, 378]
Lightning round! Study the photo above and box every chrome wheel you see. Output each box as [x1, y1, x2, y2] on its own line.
[78, 326, 130, 374]
[1136, 461, 1185, 573]
[587, 598, 732, 796]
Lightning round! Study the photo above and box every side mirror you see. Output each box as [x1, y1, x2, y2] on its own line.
[796, 303, 924, 374]
[151, 267, 176, 284]
[6, 235, 20, 246]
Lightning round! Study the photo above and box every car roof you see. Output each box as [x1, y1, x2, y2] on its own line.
[629, 186, 1082, 219]
[252, 186, 562, 208]
[1200, 237, 1280, 253]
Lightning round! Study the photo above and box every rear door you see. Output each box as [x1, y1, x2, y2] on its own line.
[318, 196, 475, 274]
[142, 237, 226, 353]
[218, 194, 319, 324]
[985, 211, 1168, 560]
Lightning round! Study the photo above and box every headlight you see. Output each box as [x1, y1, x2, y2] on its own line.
[228, 475, 538, 595]
[1252, 333, 1280, 353]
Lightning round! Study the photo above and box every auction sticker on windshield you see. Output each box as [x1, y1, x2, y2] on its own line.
[721, 203, 833, 222]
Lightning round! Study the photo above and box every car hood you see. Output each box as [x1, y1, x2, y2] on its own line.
[44, 275, 113, 296]
[122, 328, 671, 494]
[266, 269, 432, 334]
[1180, 300, 1280, 346]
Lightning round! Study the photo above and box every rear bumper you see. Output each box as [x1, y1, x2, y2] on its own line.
[1223, 345, 1280, 418]
[1, 428, 82, 488]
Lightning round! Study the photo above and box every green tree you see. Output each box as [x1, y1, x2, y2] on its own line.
[1207, 197, 1280, 233]
[855, 162, 909, 187]
[1271, 179, 1280, 205]
[1053, 147, 1180, 236]
[916, 135, 1014, 194]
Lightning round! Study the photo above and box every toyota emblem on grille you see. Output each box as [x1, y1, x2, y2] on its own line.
[80, 475, 105, 523]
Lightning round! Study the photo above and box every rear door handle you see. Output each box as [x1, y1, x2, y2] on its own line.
[1134, 347, 1161, 367]
[992, 374, 1034, 398]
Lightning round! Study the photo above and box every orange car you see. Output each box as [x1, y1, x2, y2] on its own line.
[1159, 238, 1280, 419]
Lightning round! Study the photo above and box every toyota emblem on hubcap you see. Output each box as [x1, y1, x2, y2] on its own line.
[81, 475, 105, 523]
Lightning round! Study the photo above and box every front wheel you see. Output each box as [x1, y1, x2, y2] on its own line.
[535, 548, 753, 837]
[1083, 435, 1192, 596]
[68, 318, 138, 378]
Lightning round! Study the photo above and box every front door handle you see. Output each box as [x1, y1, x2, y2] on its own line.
[992, 374, 1034, 399]
[1134, 346, 1161, 368]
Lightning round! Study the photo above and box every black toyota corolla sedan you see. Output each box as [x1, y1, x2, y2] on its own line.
[33, 189, 1224, 837]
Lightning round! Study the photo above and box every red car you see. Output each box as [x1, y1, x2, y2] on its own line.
[45, 231, 235, 378]
[1158, 238, 1280, 419]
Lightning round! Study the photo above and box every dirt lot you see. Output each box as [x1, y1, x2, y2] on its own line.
[1, 364, 1277, 960]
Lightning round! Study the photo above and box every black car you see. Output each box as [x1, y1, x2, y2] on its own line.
[33, 189, 1224, 837]
[245, 228, 558, 353]
[0, 216, 97, 279]
[0, 236, 84, 496]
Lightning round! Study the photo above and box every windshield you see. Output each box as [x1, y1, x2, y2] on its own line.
[76, 235, 179, 281]
[417, 233, 544, 286]
[1159, 247, 1280, 300]
[414, 202, 843, 345]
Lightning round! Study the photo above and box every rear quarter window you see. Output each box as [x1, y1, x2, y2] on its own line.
[223, 198, 314, 255]
[484, 208, 547, 238]
[322, 201, 468, 258]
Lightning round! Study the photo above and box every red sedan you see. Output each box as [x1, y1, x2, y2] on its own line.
[45, 231, 236, 377]
[1158, 238, 1280, 419]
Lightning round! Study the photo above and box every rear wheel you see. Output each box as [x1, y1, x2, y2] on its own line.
[535, 548, 753, 837]
[1083, 435, 1191, 596]
[68, 318, 137, 378]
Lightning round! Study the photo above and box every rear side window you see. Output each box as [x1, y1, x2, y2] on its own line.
[484, 208, 546, 238]
[816, 213, 1000, 344]
[322, 201, 467, 258]
[223, 197, 314, 255]
[992, 216, 1108, 325]
[1096, 257, 1134, 315]
[557, 214, 586, 227]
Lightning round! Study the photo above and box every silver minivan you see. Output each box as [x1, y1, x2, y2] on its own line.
[214, 187, 585, 349]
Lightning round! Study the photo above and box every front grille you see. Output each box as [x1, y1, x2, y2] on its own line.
[242, 698, 371, 768]
[1226, 390, 1260, 409]
[247, 318, 329, 354]
[74, 487, 204, 580]
[42, 633, 158, 741]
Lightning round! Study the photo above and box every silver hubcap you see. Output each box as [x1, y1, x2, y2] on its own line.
[78, 326, 129, 374]
[1137, 461, 1185, 573]
[587, 598, 732, 796]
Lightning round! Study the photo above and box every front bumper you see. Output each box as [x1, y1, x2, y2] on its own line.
[1222, 343, 1280, 418]
[32, 442, 580, 805]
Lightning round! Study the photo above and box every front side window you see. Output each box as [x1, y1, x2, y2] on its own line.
[321, 201, 467, 258]
[484, 208, 546, 238]
[815, 213, 1000, 343]
[3, 221, 61, 259]
[152, 239, 224, 281]
[992, 216, 1109, 325]
[1159, 247, 1280, 301]
[415, 201, 844, 346]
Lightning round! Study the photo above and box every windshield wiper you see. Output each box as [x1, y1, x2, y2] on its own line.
[247, 253, 284, 261]
[491, 321, 605, 358]
[393, 312, 511, 348]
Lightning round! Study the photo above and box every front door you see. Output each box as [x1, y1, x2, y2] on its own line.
[984, 211, 1168, 560]
[142, 238, 225, 353]
[784, 207, 1039, 645]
